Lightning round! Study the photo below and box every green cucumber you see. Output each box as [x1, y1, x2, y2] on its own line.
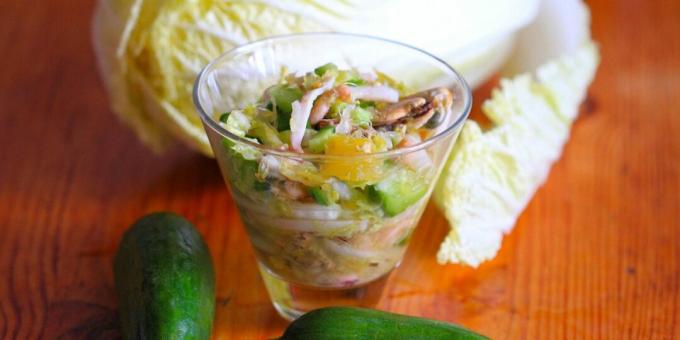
[269, 85, 303, 131]
[249, 121, 284, 147]
[371, 168, 429, 216]
[314, 63, 338, 77]
[279, 130, 292, 144]
[278, 307, 488, 340]
[276, 111, 292, 131]
[114, 212, 215, 340]
[309, 187, 332, 205]
[307, 126, 335, 153]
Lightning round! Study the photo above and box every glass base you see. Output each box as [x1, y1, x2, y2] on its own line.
[258, 264, 390, 321]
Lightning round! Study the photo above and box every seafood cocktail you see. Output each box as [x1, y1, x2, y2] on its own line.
[194, 33, 471, 320]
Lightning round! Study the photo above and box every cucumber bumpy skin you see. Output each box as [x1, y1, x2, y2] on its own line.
[114, 212, 215, 340]
[279, 307, 489, 340]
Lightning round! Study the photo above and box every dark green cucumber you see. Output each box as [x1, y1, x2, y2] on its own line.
[279, 307, 488, 340]
[114, 212, 215, 340]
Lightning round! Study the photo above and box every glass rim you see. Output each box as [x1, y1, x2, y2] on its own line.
[193, 32, 472, 160]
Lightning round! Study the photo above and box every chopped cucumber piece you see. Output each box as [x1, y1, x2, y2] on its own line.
[366, 185, 381, 203]
[269, 85, 302, 114]
[372, 168, 428, 216]
[310, 187, 332, 206]
[307, 126, 335, 153]
[314, 63, 338, 77]
[279, 130, 291, 144]
[301, 129, 318, 148]
[269, 85, 302, 131]
[253, 181, 271, 192]
[219, 112, 230, 123]
[249, 121, 284, 147]
[357, 100, 375, 109]
[276, 111, 291, 131]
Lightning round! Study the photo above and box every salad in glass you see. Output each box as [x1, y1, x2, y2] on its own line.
[194, 33, 471, 320]
[217, 63, 453, 287]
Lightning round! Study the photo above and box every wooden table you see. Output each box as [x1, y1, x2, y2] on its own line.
[1, 1, 678, 339]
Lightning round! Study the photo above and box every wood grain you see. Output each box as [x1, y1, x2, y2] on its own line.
[1, 1, 679, 339]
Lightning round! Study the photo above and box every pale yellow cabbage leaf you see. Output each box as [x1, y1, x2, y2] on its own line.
[92, 0, 539, 155]
[434, 41, 599, 266]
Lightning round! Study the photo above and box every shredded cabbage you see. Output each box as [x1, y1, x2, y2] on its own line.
[348, 85, 399, 103]
[335, 104, 354, 135]
[289, 78, 335, 152]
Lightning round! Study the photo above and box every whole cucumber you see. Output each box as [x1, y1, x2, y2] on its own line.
[114, 212, 215, 340]
[279, 307, 489, 340]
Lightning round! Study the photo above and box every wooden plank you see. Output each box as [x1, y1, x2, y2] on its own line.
[0, 0, 678, 338]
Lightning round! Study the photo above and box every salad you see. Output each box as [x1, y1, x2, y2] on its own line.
[216, 63, 454, 288]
